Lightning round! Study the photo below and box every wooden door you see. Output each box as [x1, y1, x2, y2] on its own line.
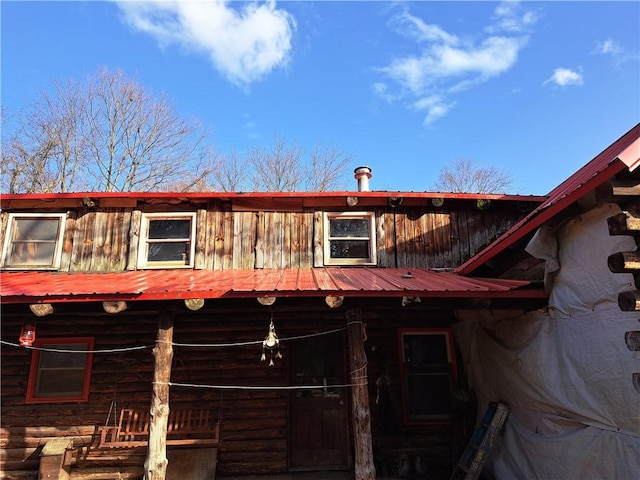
[288, 331, 350, 470]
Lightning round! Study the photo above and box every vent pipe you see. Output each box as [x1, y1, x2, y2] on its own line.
[354, 166, 372, 192]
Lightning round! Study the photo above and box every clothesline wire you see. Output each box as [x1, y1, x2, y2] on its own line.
[0, 322, 361, 354]
[158, 381, 368, 391]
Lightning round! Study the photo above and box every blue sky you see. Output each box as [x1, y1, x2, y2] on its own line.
[2, 1, 639, 194]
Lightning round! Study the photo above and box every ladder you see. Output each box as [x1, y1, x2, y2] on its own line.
[450, 402, 510, 480]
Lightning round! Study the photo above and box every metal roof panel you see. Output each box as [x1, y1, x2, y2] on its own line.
[0, 268, 545, 304]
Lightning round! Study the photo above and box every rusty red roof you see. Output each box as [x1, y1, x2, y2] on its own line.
[456, 123, 640, 275]
[0, 268, 545, 304]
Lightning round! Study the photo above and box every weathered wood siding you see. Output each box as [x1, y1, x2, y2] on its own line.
[0, 204, 525, 273]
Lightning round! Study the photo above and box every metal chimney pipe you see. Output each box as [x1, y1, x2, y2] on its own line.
[354, 166, 372, 192]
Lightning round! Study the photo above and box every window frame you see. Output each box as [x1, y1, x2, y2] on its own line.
[1, 212, 67, 270]
[323, 211, 377, 266]
[26, 337, 94, 404]
[397, 328, 458, 425]
[137, 212, 197, 269]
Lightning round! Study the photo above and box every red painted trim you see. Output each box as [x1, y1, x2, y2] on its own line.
[0, 190, 546, 202]
[25, 337, 94, 404]
[397, 328, 458, 426]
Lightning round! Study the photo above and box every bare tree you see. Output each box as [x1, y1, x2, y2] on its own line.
[1, 68, 211, 193]
[432, 158, 513, 194]
[210, 135, 352, 192]
[247, 135, 304, 191]
[305, 143, 352, 191]
[208, 150, 250, 192]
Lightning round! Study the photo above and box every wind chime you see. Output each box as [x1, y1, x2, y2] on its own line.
[261, 315, 282, 367]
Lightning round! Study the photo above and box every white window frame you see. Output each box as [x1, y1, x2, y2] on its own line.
[137, 212, 196, 269]
[323, 211, 377, 266]
[1, 213, 66, 270]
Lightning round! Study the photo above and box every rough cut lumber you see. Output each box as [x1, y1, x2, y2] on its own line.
[607, 251, 640, 272]
[346, 309, 375, 480]
[607, 211, 640, 235]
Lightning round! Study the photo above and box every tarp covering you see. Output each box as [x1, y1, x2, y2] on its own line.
[455, 204, 640, 479]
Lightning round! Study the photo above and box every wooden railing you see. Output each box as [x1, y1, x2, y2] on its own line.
[99, 408, 220, 448]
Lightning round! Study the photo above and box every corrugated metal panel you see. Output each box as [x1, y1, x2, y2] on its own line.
[456, 123, 640, 275]
[0, 268, 545, 303]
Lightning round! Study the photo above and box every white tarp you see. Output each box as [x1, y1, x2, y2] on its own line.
[455, 204, 640, 479]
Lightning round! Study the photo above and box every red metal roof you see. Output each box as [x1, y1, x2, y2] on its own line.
[0, 268, 545, 304]
[0, 190, 544, 203]
[456, 123, 640, 275]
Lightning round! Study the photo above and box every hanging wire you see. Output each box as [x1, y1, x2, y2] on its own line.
[0, 322, 361, 353]
[157, 381, 367, 391]
[0, 340, 153, 354]
[169, 325, 349, 348]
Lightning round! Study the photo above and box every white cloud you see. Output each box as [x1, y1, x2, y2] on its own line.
[412, 95, 454, 126]
[376, 2, 535, 126]
[593, 38, 638, 67]
[489, 0, 539, 33]
[594, 38, 621, 56]
[543, 68, 584, 88]
[115, 0, 296, 87]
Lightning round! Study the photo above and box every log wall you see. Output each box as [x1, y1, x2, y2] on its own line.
[1, 298, 465, 478]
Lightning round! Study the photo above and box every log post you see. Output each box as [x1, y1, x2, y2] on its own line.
[144, 313, 174, 480]
[346, 309, 375, 480]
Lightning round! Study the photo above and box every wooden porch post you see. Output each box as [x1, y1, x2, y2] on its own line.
[346, 309, 375, 480]
[144, 313, 174, 480]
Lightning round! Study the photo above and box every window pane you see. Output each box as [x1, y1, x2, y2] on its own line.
[39, 344, 88, 368]
[404, 335, 448, 364]
[35, 370, 86, 397]
[330, 240, 369, 259]
[14, 218, 60, 241]
[329, 218, 370, 238]
[148, 219, 191, 239]
[9, 242, 55, 266]
[407, 373, 451, 417]
[147, 242, 189, 263]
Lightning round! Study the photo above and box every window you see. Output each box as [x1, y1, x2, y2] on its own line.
[26, 337, 94, 404]
[1, 213, 66, 269]
[138, 212, 196, 269]
[324, 212, 376, 265]
[398, 329, 457, 423]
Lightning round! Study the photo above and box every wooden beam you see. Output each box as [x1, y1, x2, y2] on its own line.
[144, 313, 174, 480]
[595, 180, 640, 203]
[617, 290, 640, 311]
[346, 309, 375, 480]
[607, 211, 640, 235]
[608, 251, 640, 272]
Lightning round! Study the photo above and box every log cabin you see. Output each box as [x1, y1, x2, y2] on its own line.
[1, 122, 638, 479]
[0, 173, 547, 479]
